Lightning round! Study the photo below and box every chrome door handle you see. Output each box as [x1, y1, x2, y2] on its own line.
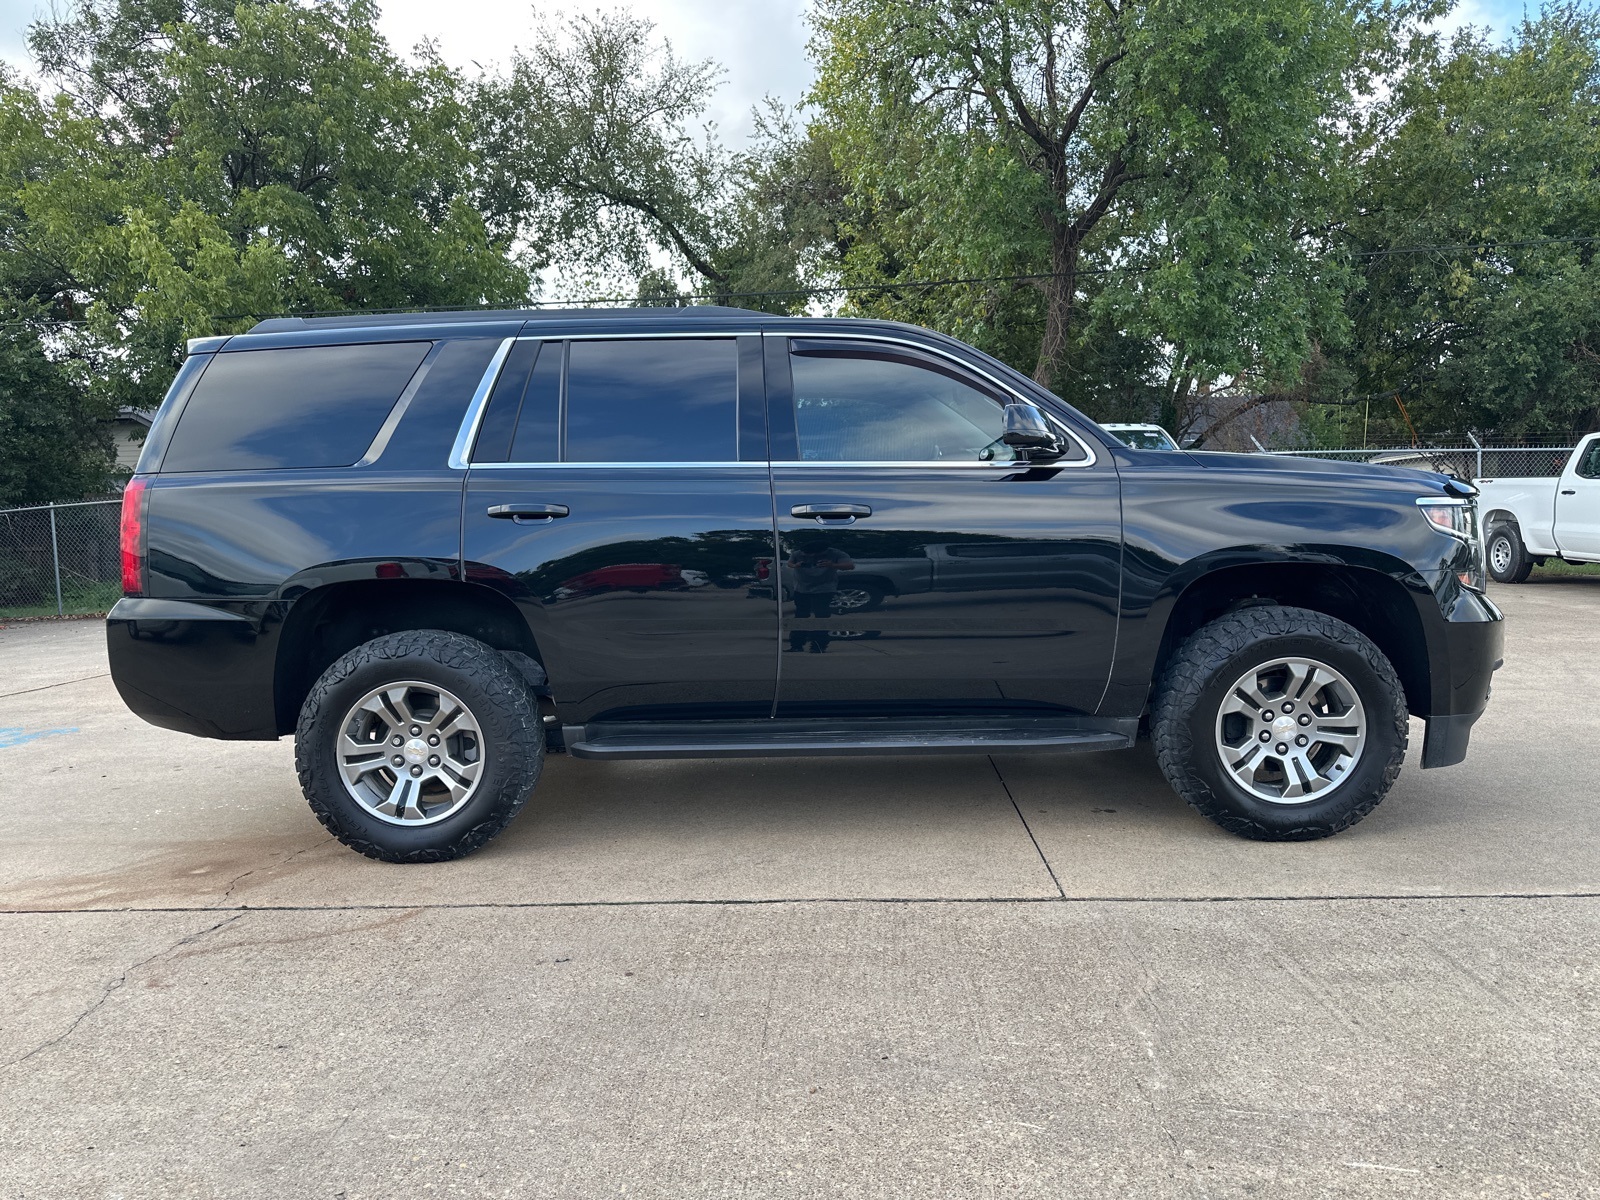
[487, 503, 569, 522]
[791, 503, 871, 525]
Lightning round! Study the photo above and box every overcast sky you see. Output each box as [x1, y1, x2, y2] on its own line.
[0, 0, 1549, 145]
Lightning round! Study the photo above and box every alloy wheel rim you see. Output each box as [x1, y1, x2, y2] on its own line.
[1213, 657, 1367, 804]
[829, 588, 874, 612]
[335, 681, 486, 826]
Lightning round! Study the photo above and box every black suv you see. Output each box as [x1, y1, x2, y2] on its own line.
[108, 307, 1503, 861]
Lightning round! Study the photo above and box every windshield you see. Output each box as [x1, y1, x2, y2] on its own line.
[1110, 428, 1178, 451]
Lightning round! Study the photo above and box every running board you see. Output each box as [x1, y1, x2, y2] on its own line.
[563, 717, 1136, 761]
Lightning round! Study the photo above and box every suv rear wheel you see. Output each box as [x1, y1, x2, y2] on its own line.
[1151, 606, 1408, 840]
[295, 630, 544, 862]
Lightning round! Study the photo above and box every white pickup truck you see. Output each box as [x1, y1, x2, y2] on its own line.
[1479, 431, 1600, 582]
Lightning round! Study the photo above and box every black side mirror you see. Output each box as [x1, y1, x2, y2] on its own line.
[1001, 402, 1064, 461]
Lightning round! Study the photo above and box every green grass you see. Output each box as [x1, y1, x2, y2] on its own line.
[0, 580, 121, 620]
[1532, 559, 1600, 578]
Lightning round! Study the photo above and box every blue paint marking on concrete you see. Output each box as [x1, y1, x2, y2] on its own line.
[0, 726, 79, 748]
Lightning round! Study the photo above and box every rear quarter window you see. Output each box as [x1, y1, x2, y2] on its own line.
[159, 342, 431, 472]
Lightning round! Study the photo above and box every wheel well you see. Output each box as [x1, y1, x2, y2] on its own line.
[273, 580, 540, 735]
[1483, 508, 1518, 535]
[844, 574, 895, 594]
[1152, 563, 1431, 716]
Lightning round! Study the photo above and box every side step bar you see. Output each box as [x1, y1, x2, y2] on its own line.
[563, 717, 1136, 761]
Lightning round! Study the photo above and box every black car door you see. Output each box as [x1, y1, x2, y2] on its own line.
[766, 334, 1122, 717]
[461, 331, 779, 725]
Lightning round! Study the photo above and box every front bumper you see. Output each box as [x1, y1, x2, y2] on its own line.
[1418, 587, 1504, 768]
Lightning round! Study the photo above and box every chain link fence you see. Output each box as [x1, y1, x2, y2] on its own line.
[1261, 443, 1578, 481]
[0, 499, 123, 619]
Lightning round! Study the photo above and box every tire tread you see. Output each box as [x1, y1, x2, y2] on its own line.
[1151, 606, 1408, 841]
[294, 630, 543, 863]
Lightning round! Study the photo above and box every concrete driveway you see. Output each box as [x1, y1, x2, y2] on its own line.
[2, 578, 1597, 1198]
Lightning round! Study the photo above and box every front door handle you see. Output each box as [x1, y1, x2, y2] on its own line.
[791, 503, 872, 526]
[487, 503, 570, 522]
[1561, 489, 1577, 495]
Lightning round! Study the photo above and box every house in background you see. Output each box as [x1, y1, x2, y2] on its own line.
[108, 408, 152, 474]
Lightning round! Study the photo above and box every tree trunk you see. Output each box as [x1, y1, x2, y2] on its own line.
[1033, 226, 1077, 391]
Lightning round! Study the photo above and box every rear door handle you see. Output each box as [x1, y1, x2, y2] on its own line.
[791, 503, 872, 525]
[487, 503, 569, 522]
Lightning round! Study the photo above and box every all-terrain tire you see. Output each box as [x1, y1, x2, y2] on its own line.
[1486, 524, 1533, 584]
[295, 630, 544, 863]
[1151, 606, 1408, 841]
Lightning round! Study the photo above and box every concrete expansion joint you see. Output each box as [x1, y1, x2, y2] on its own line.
[1, 911, 246, 1071]
[3, 891, 1600, 917]
[0, 672, 111, 700]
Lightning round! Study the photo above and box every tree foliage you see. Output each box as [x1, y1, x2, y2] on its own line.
[2, 0, 1599, 504]
[806, 0, 1441, 442]
[1330, 3, 1600, 442]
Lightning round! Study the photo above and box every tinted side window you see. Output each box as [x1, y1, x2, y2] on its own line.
[1578, 439, 1600, 480]
[565, 339, 737, 463]
[470, 340, 540, 463]
[508, 342, 561, 464]
[161, 342, 430, 472]
[789, 348, 1018, 463]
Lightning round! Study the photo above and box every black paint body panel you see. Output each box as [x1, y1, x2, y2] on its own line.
[770, 464, 1122, 716]
[464, 465, 780, 723]
[107, 309, 1503, 763]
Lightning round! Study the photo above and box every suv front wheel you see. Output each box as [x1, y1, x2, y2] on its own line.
[1152, 606, 1408, 840]
[295, 630, 544, 862]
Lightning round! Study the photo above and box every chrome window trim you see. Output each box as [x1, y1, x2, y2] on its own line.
[465, 459, 1015, 470]
[469, 461, 765, 471]
[784, 331, 1098, 469]
[357, 341, 444, 467]
[448, 328, 1099, 469]
[447, 337, 516, 470]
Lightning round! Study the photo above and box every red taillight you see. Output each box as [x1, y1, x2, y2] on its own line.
[120, 478, 148, 596]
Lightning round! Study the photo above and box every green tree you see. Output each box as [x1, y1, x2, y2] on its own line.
[473, 13, 848, 313]
[0, 64, 120, 500]
[0, 314, 116, 506]
[7, 0, 531, 413]
[807, 0, 1435, 442]
[472, 10, 736, 296]
[1337, 4, 1600, 440]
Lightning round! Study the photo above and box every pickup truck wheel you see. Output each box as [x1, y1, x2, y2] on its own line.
[295, 630, 544, 863]
[1486, 525, 1533, 583]
[829, 583, 885, 614]
[1151, 607, 1408, 841]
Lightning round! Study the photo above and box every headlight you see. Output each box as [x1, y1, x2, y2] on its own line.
[1417, 496, 1485, 589]
[1417, 498, 1475, 539]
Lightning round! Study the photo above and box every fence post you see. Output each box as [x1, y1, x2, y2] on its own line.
[1467, 432, 1483, 481]
[48, 502, 64, 616]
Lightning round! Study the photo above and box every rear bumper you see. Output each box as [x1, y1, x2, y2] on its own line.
[107, 597, 281, 740]
[1419, 588, 1504, 768]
